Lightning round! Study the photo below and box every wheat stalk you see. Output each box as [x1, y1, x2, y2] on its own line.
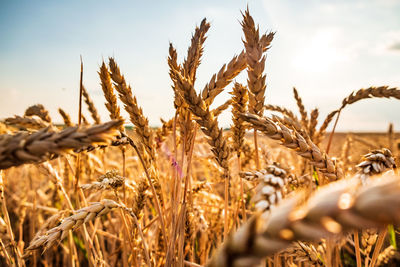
[26, 199, 121, 251]
[241, 8, 274, 116]
[340, 86, 400, 110]
[155, 118, 173, 147]
[211, 99, 232, 117]
[240, 163, 288, 212]
[376, 245, 395, 266]
[80, 170, 125, 191]
[82, 86, 101, 124]
[315, 110, 338, 145]
[24, 104, 52, 123]
[308, 108, 319, 142]
[293, 87, 309, 130]
[231, 83, 248, 156]
[4, 115, 49, 130]
[58, 108, 73, 127]
[108, 57, 156, 161]
[183, 18, 210, 83]
[207, 174, 400, 267]
[0, 120, 123, 170]
[201, 51, 247, 106]
[241, 112, 342, 180]
[356, 148, 396, 184]
[173, 70, 230, 171]
[264, 104, 298, 122]
[98, 62, 123, 124]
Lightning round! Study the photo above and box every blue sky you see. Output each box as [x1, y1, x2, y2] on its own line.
[1, 0, 399, 131]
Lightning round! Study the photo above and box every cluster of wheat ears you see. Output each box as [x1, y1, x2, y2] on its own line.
[1, 8, 400, 267]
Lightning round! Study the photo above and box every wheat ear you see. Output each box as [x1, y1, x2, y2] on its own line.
[293, 87, 309, 130]
[211, 99, 232, 117]
[173, 70, 230, 171]
[4, 115, 49, 130]
[308, 108, 319, 142]
[81, 85, 101, 124]
[240, 112, 342, 180]
[231, 83, 249, 156]
[376, 245, 395, 266]
[26, 199, 121, 251]
[207, 174, 400, 267]
[241, 9, 274, 116]
[80, 170, 125, 191]
[0, 120, 123, 170]
[241, 163, 288, 212]
[340, 86, 400, 110]
[58, 108, 73, 127]
[155, 118, 173, 147]
[315, 110, 338, 145]
[183, 18, 210, 83]
[264, 104, 298, 122]
[202, 51, 247, 106]
[24, 104, 52, 123]
[108, 57, 156, 161]
[98, 62, 123, 125]
[319, 86, 400, 146]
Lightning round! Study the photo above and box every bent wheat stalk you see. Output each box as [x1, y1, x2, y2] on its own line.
[0, 120, 123, 169]
[323, 86, 399, 150]
[202, 51, 247, 106]
[24, 104, 52, 123]
[26, 199, 121, 251]
[241, 113, 342, 180]
[207, 174, 400, 267]
[4, 115, 49, 130]
[211, 99, 232, 117]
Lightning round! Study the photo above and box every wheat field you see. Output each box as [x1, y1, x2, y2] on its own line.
[1, 8, 400, 267]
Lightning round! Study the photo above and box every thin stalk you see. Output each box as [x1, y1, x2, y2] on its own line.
[178, 125, 198, 266]
[75, 56, 84, 191]
[131, 213, 151, 267]
[326, 110, 341, 154]
[166, 114, 179, 266]
[122, 147, 126, 203]
[253, 130, 260, 169]
[354, 231, 362, 267]
[238, 155, 246, 221]
[127, 138, 168, 250]
[369, 229, 387, 267]
[1, 171, 23, 267]
[224, 171, 229, 240]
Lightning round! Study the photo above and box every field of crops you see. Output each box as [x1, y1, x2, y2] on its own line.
[1, 8, 400, 267]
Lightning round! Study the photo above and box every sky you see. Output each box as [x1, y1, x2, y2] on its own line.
[0, 0, 399, 132]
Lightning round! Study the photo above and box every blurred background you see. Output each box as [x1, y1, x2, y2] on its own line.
[0, 0, 399, 131]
